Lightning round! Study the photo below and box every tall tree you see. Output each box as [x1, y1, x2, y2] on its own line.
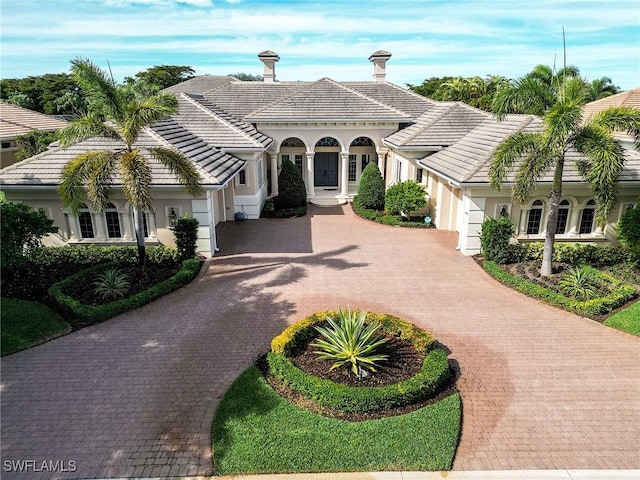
[0, 73, 85, 114]
[57, 58, 203, 267]
[588, 76, 620, 101]
[489, 76, 640, 276]
[124, 65, 195, 90]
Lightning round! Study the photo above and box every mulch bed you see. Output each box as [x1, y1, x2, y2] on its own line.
[258, 333, 458, 422]
[289, 334, 424, 387]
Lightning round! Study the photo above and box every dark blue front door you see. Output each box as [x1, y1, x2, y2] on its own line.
[314, 152, 338, 187]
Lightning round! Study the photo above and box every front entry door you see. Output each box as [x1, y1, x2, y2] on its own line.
[314, 152, 339, 187]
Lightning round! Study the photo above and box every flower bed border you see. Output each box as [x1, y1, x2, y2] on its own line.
[267, 311, 450, 413]
[48, 259, 202, 324]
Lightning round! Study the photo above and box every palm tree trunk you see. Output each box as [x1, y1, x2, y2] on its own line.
[541, 159, 564, 276]
[132, 207, 146, 269]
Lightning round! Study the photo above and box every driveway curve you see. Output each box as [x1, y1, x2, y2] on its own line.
[1, 204, 639, 478]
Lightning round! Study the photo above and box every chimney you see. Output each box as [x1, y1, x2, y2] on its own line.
[258, 50, 280, 83]
[368, 50, 392, 83]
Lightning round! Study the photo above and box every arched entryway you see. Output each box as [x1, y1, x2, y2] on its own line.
[314, 137, 341, 189]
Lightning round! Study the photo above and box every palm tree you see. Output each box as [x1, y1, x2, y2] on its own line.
[588, 76, 620, 101]
[57, 58, 203, 267]
[489, 76, 640, 276]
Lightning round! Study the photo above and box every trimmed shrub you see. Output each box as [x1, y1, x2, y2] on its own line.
[266, 349, 450, 413]
[482, 260, 637, 316]
[267, 311, 446, 413]
[352, 197, 432, 228]
[357, 162, 385, 210]
[48, 259, 202, 324]
[384, 181, 427, 216]
[3, 245, 178, 301]
[172, 216, 199, 261]
[514, 242, 632, 266]
[618, 206, 640, 263]
[275, 159, 307, 209]
[480, 217, 515, 264]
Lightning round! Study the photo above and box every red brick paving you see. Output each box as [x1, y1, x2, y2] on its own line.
[1, 204, 638, 478]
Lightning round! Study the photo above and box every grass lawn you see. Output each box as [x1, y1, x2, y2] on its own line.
[604, 301, 640, 336]
[212, 366, 461, 475]
[1, 298, 71, 356]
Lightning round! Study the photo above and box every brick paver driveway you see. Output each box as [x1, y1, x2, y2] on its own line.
[2, 205, 639, 478]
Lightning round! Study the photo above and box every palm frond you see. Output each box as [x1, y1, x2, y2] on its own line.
[489, 131, 540, 190]
[85, 151, 119, 210]
[511, 147, 556, 203]
[118, 149, 153, 211]
[58, 151, 112, 214]
[544, 96, 584, 143]
[57, 114, 121, 148]
[589, 106, 640, 150]
[150, 147, 204, 198]
[491, 77, 555, 120]
[121, 94, 179, 145]
[70, 57, 122, 120]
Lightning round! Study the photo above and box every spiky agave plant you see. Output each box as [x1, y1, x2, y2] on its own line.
[558, 265, 596, 300]
[93, 267, 131, 301]
[311, 308, 388, 378]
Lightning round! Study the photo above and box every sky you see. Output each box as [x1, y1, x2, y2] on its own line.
[1, 0, 639, 90]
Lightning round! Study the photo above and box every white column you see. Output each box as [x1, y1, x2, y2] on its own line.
[92, 212, 107, 241]
[340, 151, 349, 197]
[306, 151, 315, 197]
[519, 208, 530, 235]
[567, 208, 581, 236]
[377, 149, 387, 177]
[120, 209, 134, 241]
[67, 213, 80, 241]
[270, 151, 279, 197]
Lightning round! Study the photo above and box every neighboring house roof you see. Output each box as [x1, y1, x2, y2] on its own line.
[582, 87, 640, 119]
[0, 102, 68, 140]
[172, 93, 272, 150]
[384, 102, 489, 149]
[421, 114, 640, 185]
[245, 78, 412, 123]
[163, 75, 237, 94]
[0, 124, 245, 188]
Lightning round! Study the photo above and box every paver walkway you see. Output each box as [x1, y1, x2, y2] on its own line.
[1, 204, 639, 479]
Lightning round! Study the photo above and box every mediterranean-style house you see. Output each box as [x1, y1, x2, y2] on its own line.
[1, 52, 638, 256]
[0, 101, 68, 168]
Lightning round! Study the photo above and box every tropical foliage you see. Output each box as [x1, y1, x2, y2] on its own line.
[14, 130, 58, 161]
[385, 180, 427, 216]
[311, 309, 388, 378]
[92, 268, 131, 301]
[489, 74, 640, 276]
[0, 202, 57, 268]
[124, 65, 195, 90]
[558, 265, 596, 300]
[0, 73, 86, 114]
[56, 58, 203, 267]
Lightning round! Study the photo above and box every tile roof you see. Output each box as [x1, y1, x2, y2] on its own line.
[172, 93, 272, 149]
[0, 124, 244, 188]
[0, 102, 68, 140]
[582, 88, 640, 120]
[163, 75, 237, 94]
[421, 114, 640, 184]
[245, 78, 412, 122]
[344, 82, 437, 117]
[384, 102, 489, 148]
[204, 82, 308, 119]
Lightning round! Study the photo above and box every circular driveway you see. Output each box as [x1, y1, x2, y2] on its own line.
[1, 204, 639, 478]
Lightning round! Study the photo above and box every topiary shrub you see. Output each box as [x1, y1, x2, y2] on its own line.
[172, 216, 199, 261]
[384, 181, 427, 217]
[618, 205, 640, 263]
[480, 217, 515, 264]
[275, 159, 307, 210]
[357, 162, 385, 210]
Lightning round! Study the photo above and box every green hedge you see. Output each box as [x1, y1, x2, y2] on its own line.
[3, 245, 178, 301]
[267, 348, 450, 413]
[48, 258, 202, 324]
[268, 311, 446, 413]
[509, 242, 632, 266]
[271, 310, 436, 356]
[483, 260, 637, 316]
[352, 197, 431, 228]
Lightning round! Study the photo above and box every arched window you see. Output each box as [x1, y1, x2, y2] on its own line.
[281, 137, 305, 148]
[350, 137, 374, 147]
[105, 203, 122, 238]
[556, 200, 570, 234]
[78, 204, 94, 239]
[315, 137, 339, 147]
[526, 200, 544, 234]
[579, 200, 596, 234]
